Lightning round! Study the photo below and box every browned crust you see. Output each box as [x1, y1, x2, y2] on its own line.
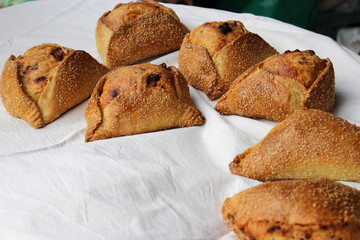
[0, 49, 109, 128]
[84, 64, 205, 142]
[178, 34, 220, 99]
[37, 50, 109, 124]
[215, 53, 335, 122]
[222, 179, 360, 240]
[0, 56, 44, 128]
[229, 109, 360, 182]
[212, 32, 278, 97]
[95, 2, 189, 68]
[303, 58, 335, 111]
[215, 65, 307, 122]
[178, 26, 277, 100]
[95, 11, 113, 68]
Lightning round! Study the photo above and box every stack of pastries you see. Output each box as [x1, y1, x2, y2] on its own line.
[1, 1, 359, 240]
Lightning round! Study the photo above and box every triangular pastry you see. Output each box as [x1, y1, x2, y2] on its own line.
[215, 50, 335, 121]
[0, 43, 108, 128]
[179, 20, 277, 100]
[85, 63, 205, 142]
[222, 179, 360, 240]
[230, 109, 360, 182]
[96, 0, 189, 68]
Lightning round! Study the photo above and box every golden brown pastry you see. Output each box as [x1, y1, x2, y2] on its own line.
[230, 109, 360, 182]
[178, 21, 277, 100]
[96, 0, 189, 68]
[85, 63, 205, 142]
[0, 43, 108, 128]
[215, 50, 335, 121]
[222, 179, 360, 240]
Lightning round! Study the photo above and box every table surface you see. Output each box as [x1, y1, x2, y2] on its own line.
[0, 1, 360, 239]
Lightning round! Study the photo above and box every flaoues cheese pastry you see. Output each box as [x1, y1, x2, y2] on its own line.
[85, 63, 205, 142]
[0, 43, 108, 128]
[215, 50, 335, 121]
[96, 0, 189, 68]
[222, 179, 360, 240]
[179, 20, 277, 100]
[230, 109, 360, 182]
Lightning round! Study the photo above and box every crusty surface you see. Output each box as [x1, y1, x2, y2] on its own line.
[17, 44, 73, 102]
[189, 21, 247, 57]
[229, 109, 360, 182]
[262, 50, 326, 88]
[85, 63, 205, 142]
[179, 21, 277, 100]
[103, 0, 179, 31]
[0, 43, 109, 128]
[222, 179, 360, 240]
[215, 50, 335, 121]
[96, 0, 189, 68]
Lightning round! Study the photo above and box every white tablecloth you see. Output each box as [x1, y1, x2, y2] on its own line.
[0, 1, 359, 239]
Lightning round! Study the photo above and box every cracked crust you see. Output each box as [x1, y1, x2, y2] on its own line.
[215, 50, 335, 122]
[0, 43, 109, 128]
[178, 21, 277, 100]
[85, 63, 205, 142]
[222, 179, 360, 240]
[229, 109, 360, 182]
[95, 0, 189, 69]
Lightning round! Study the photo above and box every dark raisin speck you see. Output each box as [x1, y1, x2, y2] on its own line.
[147, 73, 161, 87]
[26, 65, 38, 71]
[51, 47, 65, 61]
[267, 226, 280, 233]
[160, 63, 171, 71]
[231, 21, 238, 26]
[35, 76, 47, 83]
[305, 233, 312, 239]
[219, 22, 232, 34]
[110, 89, 119, 98]
[227, 214, 234, 219]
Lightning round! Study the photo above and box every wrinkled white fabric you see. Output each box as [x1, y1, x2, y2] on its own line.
[0, 1, 359, 239]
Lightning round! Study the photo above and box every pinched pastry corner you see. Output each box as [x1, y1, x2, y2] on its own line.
[215, 50, 335, 122]
[96, 0, 189, 69]
[85, 63, 205, 142]
[179, 21, 277, 100]
[0, 43, 108, 128]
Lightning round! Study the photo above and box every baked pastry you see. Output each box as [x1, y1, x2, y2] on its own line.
[215, 50, 335, 121]
[85, 63, 205, 142]
[0, 43, 108, 128]
[222, 179, 360, 240]
[96, 0, 189, 68]
[178, 20, 277, 100]
[229, 109, 360, 182]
